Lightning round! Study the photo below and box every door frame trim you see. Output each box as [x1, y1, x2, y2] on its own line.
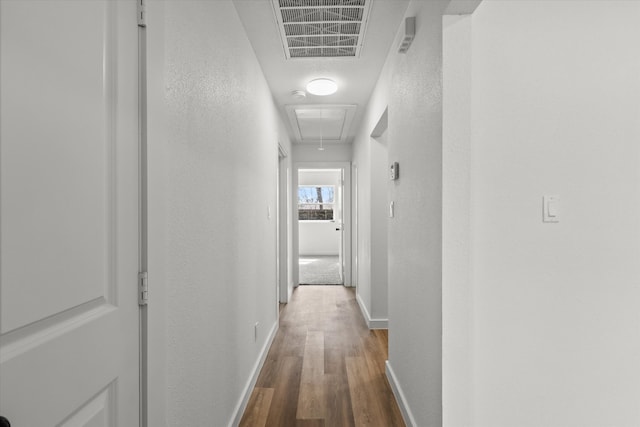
[138, 12, 148, 427]
[293, 161, 352, 287]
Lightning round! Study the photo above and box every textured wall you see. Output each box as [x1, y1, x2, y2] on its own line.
[298, 169, 341, 187]
[442, 13, 473, 427]
[386, 1, 448, 425]
[351, 3, 405, 325]
[470, 1, 640, 425]
[352, 127, 390, 322]
[162, 1, 279, 425]
[292, 143, 352, 163]
[369, 132, 389, 319]
[353, 0, 446, 422]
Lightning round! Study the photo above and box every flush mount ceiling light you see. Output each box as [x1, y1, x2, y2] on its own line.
[306, 78, 337, 96]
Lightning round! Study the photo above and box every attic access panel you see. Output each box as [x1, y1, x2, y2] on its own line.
[272, 0, 372, 59]
[286, 104, 357, 144]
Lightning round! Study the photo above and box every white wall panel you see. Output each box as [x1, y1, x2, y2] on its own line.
[469, 2, 640, 425]
[156, 1, 280, 425]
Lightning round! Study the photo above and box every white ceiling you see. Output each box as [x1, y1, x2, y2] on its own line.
[233, 0, 409, 145]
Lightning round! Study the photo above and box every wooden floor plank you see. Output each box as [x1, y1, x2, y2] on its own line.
[346, 356, 388, 426]
[264, 356, 304, 427]
[238, 387, 274, 427]
[296, 381, 326, 420]
[297, 331, 326, 419]
[325, 373, 356, 427]
[296, 419, 325, 427]
[240, 286, 405, 427]
[363, 345, 405, 426]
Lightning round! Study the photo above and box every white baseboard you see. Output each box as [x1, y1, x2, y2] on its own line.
[355, 293, 388, 329]
[386, 360, 417, 427]
[228, 320, 278, 427]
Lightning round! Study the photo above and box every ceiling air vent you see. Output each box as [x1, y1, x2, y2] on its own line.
[272, 0, 372, 59]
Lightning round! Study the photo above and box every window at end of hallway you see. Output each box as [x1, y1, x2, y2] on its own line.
[298, 185, 334, 221]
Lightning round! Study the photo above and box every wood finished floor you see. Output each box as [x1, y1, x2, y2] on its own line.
[239, 286, 405, 427]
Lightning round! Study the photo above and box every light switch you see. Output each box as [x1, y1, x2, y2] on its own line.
[543, 195, 559, 223]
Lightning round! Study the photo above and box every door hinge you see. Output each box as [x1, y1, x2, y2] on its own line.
[138, 272, 149, 306]
[137, 0, 146, 27]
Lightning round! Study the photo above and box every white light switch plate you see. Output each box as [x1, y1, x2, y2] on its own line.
[543, 195, 560, 223]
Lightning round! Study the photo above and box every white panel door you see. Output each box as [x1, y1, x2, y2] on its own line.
[0, 1, 140, 425]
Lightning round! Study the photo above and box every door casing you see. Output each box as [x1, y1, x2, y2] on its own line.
[293, 161, 352, 287]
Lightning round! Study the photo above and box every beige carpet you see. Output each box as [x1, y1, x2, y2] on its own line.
[299, 256, 342, 285]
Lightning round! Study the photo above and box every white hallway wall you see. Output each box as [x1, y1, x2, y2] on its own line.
[351, 1, 409, 330]
[352, 112, 393, 325]
[352, 1, 447, 423]
[292, 143, 352, 163]
[349, 0, 449, 421]
[369, 131, 389, 322]
[388, 1, 448, 425]
[444, 0, 640, 426]
[466, 1, 640, 425]
[442, 9, 473, 427]
[146, 1, 288, 425]
[144, 1, 640, 426]
[356, 0, 640, 425]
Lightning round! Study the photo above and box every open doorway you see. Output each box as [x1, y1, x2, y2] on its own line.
[298, 168, 342, 285]
[294, 163, 351, 287]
